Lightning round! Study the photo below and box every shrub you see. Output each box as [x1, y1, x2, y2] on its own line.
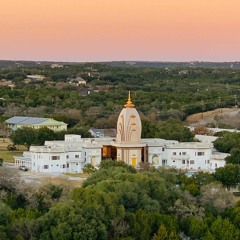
[7, 144, 17, 151]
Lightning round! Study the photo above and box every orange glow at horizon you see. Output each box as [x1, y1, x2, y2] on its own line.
[1, 0, 240, 61]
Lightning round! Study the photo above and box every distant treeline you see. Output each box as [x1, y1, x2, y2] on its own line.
[1, 62, 240, 128]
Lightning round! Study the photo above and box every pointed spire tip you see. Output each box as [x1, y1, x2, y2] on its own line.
[124, 91, 135, 108]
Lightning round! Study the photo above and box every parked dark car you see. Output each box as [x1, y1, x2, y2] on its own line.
[18, 166, 28, 171]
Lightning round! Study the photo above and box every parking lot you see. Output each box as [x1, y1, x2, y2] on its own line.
[3, 162, 84, 186]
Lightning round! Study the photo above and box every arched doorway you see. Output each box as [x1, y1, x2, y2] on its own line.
[152, 154, 159, 165]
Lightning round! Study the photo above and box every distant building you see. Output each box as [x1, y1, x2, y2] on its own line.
[6, 116, 67, 132]
[89, 128, 117, 138]
[26, 75, 45, 81]
[69, 77, 87, 86]
[178, 70, 188, 76]
[76, 77, 87, 85]
[50, 64, 63, 68]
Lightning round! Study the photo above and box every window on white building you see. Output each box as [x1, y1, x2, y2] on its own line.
[215, 163, 217, 168]
[44, 165, 49, 169]
[197, 152, 205, 156]
[182, 152, 186, 155]
[162, 160, 167, 165]
[182, 160, 185, 164]
[173, 160, 175, 162]
[67, 163, 69, 168]
[75, 155, 79, 158]
[66, 155, 69, 159]
[62, 164, 66, 168]
[190, 160, 195, 164]
[173, 152, 176, 155]
[52, 156, 60, 160]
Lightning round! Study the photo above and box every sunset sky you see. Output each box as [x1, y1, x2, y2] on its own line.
[1, 0, 240, 62]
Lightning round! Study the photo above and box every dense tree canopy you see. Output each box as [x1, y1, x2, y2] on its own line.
[142, 119, 194, 142]
[225, 148, 240, 164]
[0, 161, 239, 239]
[1, 63, 240, 129]
[213, 132, 240, 153]
[214, 164, 240, 190]
[10, 127, 36, 149]
[10, 126, 92, 149]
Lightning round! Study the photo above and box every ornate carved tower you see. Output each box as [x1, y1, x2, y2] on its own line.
[113, 92, 145, 166]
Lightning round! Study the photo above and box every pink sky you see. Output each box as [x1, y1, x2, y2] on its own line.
[1, 0, 240, 62]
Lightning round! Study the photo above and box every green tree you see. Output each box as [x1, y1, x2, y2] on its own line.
[210, 216, 240, 240]
[39, 203, 108, 240]
[188, 217, 208, 240]
[82, 164, 96, 174]
[66, 127, 93, 138]
[214, 164, 240, 190]
[10, 127, 36, 150]
[99, 160, 136, 173]
[213, 132, 240, 153]
[34, 127, 56, 145]
[152, 224, 179, 240]
[156, 119, 194, 142]
[225, 148, 240, 164]
[0, 201, 12, 225]
[142, 120, 159, 138]
[191, 172, 215, 188]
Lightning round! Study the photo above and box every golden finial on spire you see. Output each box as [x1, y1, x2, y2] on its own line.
[124, 91, 135, 108]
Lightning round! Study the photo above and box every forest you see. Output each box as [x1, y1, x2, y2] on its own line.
[1, 62, 240, 129]
[1, 160, 240, 240]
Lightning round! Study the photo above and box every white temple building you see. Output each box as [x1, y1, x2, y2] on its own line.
[15, 93, 227, 173]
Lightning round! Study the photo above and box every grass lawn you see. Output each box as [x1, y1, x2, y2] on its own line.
[0, 138, 27, 162]
[0, 138, 27, 151]
[65, 173, 90, 178]
[0, 138, 12, 150]
[0, 151, 23, 163]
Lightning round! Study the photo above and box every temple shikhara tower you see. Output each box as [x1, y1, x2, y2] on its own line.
[113, 92, 146, 166]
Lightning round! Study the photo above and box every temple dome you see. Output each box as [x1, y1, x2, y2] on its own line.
[116, 92, 142, 143]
